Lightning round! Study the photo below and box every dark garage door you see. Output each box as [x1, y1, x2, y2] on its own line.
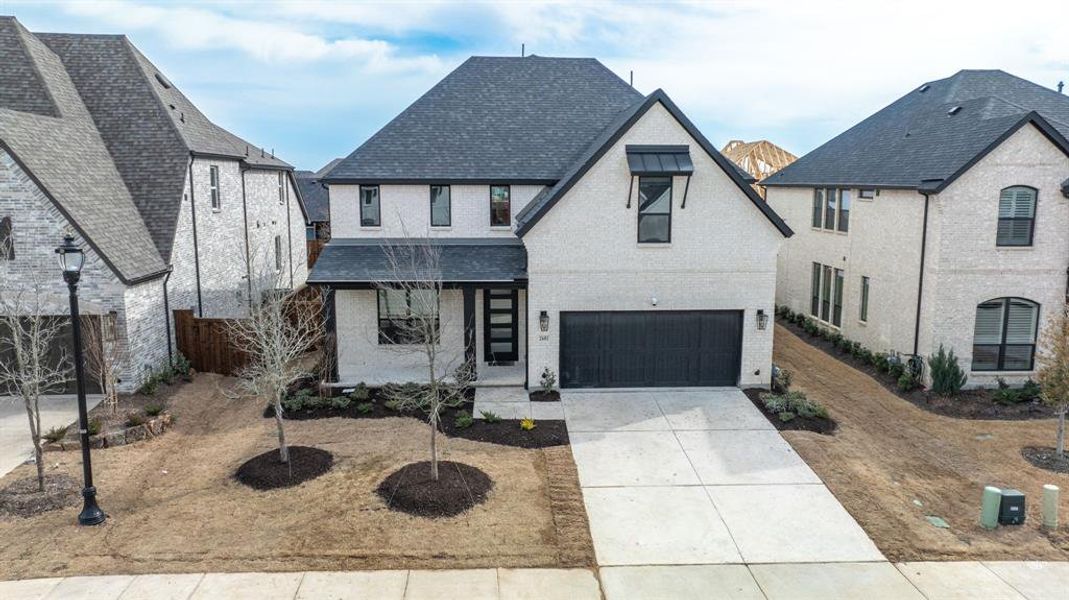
[559, 310, 743, 388]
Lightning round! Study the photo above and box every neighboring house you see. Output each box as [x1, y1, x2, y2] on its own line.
[310, 56, 791, 389]
[296, 159, 338, 265]
[721, 139, 797, 198]
[0, 16, 308, 392]
[763, 70, 1069, 387]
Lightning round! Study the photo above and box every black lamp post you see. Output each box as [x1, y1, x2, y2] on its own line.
[56, 235, 106, 526]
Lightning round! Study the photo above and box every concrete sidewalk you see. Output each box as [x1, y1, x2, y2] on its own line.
[0, 394, 102, 478]
[4, 562, 1069, 599]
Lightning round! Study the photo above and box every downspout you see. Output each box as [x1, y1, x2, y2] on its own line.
[240, 167, 253, 309]
[912, 192, 931, 356]
[162, 266, 174, 367]
[188, 158, 204, 317]
[285, 171, 294, 289]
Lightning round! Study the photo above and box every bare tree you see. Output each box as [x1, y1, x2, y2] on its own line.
[375, 236, 472, 481]
[1037, 306, 1069, 457]
[0, 282, 73, 492]
[82, 312, 124, 415]
[228, 261, 323, 464]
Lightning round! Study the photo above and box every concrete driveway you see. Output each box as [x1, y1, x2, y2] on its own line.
[0, 394, 101, 478]
[563, 389, 883, 568]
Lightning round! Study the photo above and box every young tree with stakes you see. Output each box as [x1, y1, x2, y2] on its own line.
[82, 312, 124, 415]
[1037, 306, 1069, 458]
[376, 235, 472, 481]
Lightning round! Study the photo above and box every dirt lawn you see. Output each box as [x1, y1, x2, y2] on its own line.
[0, 375, 593, 580]
[774, 324, 1069, 561]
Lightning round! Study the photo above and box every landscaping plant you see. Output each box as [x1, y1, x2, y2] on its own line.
[540, 367, 557, 394]
[454, 411, 474, 429]
[356, 402, 374, 414]
[82, 312, 125, 415]
[928, 344, 967, 396]
[759, 391, 828, 421]
[771, 365, 792, 393]
[480, 410, 502, 423]
[519, 418, 536, 431]
[1036, 306, 1069, 457]
[145, 403, 165, 417]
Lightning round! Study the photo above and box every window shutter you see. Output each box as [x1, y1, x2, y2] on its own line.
[973, 302, 1004, 344]
[1005, 299, 1037, 343]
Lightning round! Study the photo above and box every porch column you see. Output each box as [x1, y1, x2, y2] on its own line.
[462, 285, 476, 378]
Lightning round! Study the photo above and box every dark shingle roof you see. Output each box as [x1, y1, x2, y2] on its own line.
[308, 238, 527, 284]
[764, 70, 1069, 190]
[325, 56, 644, 183]
[0, 18, 57, 117]
[295, 170, 329, 223]
[0, 17, 166, 282]
[37, 31, 292, 261]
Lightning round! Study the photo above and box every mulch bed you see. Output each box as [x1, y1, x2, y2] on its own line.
[1021, 446, 1069, 474]
[777, 318, 1055, 420]
[0, 474, 80, 519]
[530, 390, 561, 402]
[235, 446, 334, 490]
[742, 388, 837, 435]
[376, 460, 493, 518]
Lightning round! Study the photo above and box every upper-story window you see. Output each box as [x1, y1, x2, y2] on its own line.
[0, 216, 13, 260]
[431, 185, 451, 227]
[972, 297, 1038, 371]
[274, 234, 283, 271]
[490, 185, 510, 227]
[996, 186, 1036, 247]
[811, 188, 849, 232]
[638, 176, 672, 243]
[209, 165, 221, 211]
[360, 185, 380, 227]
[858, 188, 877, 200]
[277, 172, 286, 205]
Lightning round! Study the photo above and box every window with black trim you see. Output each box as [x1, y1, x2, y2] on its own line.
[360, 185, 380, 227]
[377, 288, 439, 344]
[431, 185, 451, 227]
[812, 188, 849, 232]
[859, 276, 870, 322]
[972, 297, 1038, 371]
[821, 264, 832, 322]
[810, 263, 820, 316]
[837, 190, 850, 232]
[638, 176, 671, 243]
[273, 234, 283, 271]
[997, 186, 1036, 247]
[490, 185, 510, 227]
[832, 268, 844, 326]
[0, 216, 13, 260]
[277, 172, 286, 204]
[859, 188, 876, 199]
[209, 165, 221, 210]
[812, 189, 824, 228]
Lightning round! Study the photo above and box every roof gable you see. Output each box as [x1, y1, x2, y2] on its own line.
[514, 89, 792, 238]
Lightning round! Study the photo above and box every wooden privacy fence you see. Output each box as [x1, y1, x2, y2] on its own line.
[173, 309, 248, 376]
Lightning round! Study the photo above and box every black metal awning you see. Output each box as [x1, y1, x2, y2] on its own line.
[307, 238, 527, 288]
[625, 145, 694, 175]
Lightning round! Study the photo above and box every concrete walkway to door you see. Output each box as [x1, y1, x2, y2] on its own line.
[563, 389, 883, 568]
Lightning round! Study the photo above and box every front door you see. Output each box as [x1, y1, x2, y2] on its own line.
[483, 289, 519, 364]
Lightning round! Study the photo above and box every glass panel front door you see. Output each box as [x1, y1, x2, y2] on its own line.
[483, 289, 519, 363]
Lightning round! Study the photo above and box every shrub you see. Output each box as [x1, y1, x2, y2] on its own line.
[349, 383, 370, 402]
[888, 362, 905, 380]
[1021, 379, 1042, 401]
[43, 426, 67, 443]
[356, 402, 374, 414]
[772, 366, 792, 394]
[174, 353, 193, 377]
[859, 348, 875, 365]
[331, 396, 352, 410]
[158, 367, 176, 386]
[993, 387, 1024, 405]
[778, 411, 797, 423]
[874, 353, 890, 373]
[540, 367, 557, 393]
[760, 391, 828, 420]
[139, 377, 159, 396]
[282, 395, 305, 412]
[383, 399, 402, 412]
[87, 417, 103, 437]
[897, 372, 918, 392]
[519, 418, 536, 431]
[793, 312, 808, 326]
[802, 318, 820, 336]
[928, 344, 967, 396]
[144, 403, 164, 417]
[480, 410, 502, 423]
[454, 411, 474, 429]
[829, 332, 844, 349]
[125, 412, 146, 427]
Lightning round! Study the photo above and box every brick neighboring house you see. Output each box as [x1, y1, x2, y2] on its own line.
[0, 16, 308, 392]
[311, 56, 791, 390]
[763, 70, 1069, 388]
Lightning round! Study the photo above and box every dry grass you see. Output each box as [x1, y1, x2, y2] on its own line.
[0, 374, 594, 580]
[774, 324, 1069, 561]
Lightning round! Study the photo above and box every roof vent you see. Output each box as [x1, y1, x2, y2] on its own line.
[154, 72, 173, 89]
[947, 106, 962, 115]
[918, 84, 930, 93]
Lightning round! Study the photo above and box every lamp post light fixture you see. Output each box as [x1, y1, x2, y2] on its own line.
[55, 235, 106, 526]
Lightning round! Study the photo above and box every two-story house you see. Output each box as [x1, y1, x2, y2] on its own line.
[0, 16, 307, 392]
[310, 56, 792, 390]
[764, 70, 1069, 387]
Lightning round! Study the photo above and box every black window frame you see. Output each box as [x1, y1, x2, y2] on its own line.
[832, 268, 844, 326]
[972, 297, 1039, 372]
[859, 276, 870, 322]
[837, 189, 850, 232]
[858, 188, 876, 199]
[430, 184, 451, 227]
[209, 165, 221, 211]
[376, 288, 441, 345]
[810, 262, 821, 316]
[812, 189, 824, 228]
[824, 188, 837, 231]
[274, 234, 283, 271]
[820, 264, 832, 322]
[490, 184, 511, 227]
[0, 216, 13, 260]
[277, 171, 286, 205]
[637, 175, 672, 244]
[359, 184, 381, 227]
[996, 186, 1037, 247]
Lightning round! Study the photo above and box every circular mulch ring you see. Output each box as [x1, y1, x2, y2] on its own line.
[235, 446, 334, 490]
[1021, 446, 1069, 474]
[0, 473, 80, 519]
[376, 461, 493, 518]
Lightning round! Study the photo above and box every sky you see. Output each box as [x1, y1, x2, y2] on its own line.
[3, 0, 1069, 171]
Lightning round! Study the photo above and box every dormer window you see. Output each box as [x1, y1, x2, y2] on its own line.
[997, 186, 1036, 247]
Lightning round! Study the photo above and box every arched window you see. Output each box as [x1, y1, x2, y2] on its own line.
[0, 216, 12, 260]
[997, 186, 1036, 247]
[972, 297, 1038, 371]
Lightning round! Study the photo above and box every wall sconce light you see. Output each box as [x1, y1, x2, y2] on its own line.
[756, 309, 769, 330]
[539, 310, 549, 332]
[650, 296, 658, 306]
